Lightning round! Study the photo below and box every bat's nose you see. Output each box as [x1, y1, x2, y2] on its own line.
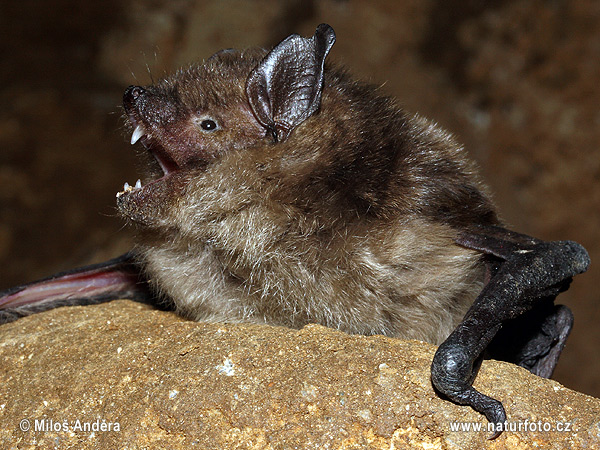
[123, 86, 146, 107]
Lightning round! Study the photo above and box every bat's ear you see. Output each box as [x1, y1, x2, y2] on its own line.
[246, 23, 336, 142]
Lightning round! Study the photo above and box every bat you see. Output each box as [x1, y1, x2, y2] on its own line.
[0, 24, 589, 437]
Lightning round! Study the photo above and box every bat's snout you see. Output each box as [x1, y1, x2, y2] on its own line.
[123, 85, 146, 113]
[124, 85, 145, 101]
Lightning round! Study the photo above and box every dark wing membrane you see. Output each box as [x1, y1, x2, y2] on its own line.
[431, 224, 589, 438]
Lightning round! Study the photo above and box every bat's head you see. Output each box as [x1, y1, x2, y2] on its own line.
[117, 24, 336, 227]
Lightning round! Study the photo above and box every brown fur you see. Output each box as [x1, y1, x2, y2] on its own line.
[119, 41, 498, 345]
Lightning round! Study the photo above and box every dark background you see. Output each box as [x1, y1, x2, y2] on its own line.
[1, 0, 598, 398]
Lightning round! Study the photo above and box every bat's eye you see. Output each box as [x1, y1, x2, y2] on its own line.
[199, 119, 218, 132]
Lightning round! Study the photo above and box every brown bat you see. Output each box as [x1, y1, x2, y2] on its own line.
[0, 24, 589, 436]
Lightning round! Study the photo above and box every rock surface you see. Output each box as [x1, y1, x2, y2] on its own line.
[1, 300, 599, 449]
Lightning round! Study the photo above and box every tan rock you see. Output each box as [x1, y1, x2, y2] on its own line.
[0, 300, 599, 449]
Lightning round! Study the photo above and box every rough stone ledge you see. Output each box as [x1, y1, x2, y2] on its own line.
[0, 300, 598, 449]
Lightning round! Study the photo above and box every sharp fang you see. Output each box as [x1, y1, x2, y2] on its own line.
[131, 125, 144, 145]
[117, 181, 136, 198]
[117, 180, 140, 197]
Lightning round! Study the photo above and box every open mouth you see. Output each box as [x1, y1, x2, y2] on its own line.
[116, 121, 180, 198]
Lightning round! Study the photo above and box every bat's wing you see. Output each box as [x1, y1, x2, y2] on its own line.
[431, 225, 589, 437]
[485, 298, 574, 378]
[0, 252, 155, 324]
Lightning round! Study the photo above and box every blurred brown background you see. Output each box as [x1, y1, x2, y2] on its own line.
[0, 0, 598, 398]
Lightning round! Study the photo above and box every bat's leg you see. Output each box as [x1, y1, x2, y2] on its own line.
[431, 226, 589, 437]
[0, 252, 155, 324]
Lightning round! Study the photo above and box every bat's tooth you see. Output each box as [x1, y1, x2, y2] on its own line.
[135, 179, 142, 189]
[117, 181, 136, 197]
[130, 125, 144, 145]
